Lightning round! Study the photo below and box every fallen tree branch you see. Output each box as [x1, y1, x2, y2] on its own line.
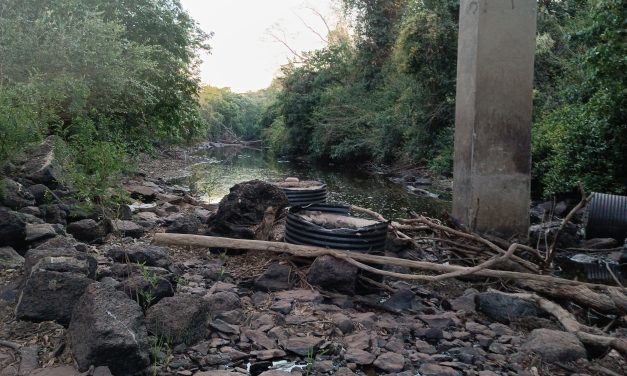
[489, 289, 627, 355]
[153, 234, 625, 290]
[545, 185, 593, 267]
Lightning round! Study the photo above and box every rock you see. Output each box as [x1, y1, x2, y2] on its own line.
[19, 206, 41, 217]
[274, 289, 322, 303]
[204, 291, 241, 318]
[344, 348, 375, 365]
[449, 289, 478, 313]
[209, 180, 288, 239]
[106, 244, 171, 269]
[166, 215, 201, 234]
[68, 283, 150, 375]
[23, 248, 97, 279]
[0, 247, 24, 269]
[331, 313, 354, 334]
[67, 219, 107, 243]
[285, 336, 324, 356]
[108, 220, 144, 238]
[209, 319, 239, 335]
[146, 295, 210, 345]
[254, 263, 296, 292]
[0, 178, 35, 209]
[24, 223, 61, 244]
[117, 275, 174, 308]
[16, 267, 93, 325]
[418, 363, 461, 376]
[306, 255, 358, 295]
[374, 352, 405, 373]
[125, 185, 157, 202]
[243, 329, 277, 350]
[476, 292, 544, 323]
[384, 288, 425, 311]
[194, 208, 213, 223]
[38, 204, 67, 225]
[519, 329, 586, 363]
[28, 184, 59, 205]
[251, 349, 286, 360]
[0, 208, 26, 248]
[20, 137, 63, 187]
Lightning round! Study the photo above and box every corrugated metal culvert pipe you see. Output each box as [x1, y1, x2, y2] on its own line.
[271, 180, 327, 206]
[585, 192, 627, 241]
[285, 204, 388, 253]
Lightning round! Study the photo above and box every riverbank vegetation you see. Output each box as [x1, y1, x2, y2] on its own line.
[261, 0, 626, 196]
[1, 0, 624, 199]
[0, 0, 210, 198]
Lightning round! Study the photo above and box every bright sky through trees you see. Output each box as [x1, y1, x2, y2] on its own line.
[180, 0, 337, 93]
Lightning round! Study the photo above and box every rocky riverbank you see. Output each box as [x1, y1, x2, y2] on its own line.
[0, 140, 625, 376]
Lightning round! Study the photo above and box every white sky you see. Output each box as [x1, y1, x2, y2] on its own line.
[180, 0, 338, 93]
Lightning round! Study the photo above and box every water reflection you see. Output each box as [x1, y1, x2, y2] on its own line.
[183, 147, 450, 220]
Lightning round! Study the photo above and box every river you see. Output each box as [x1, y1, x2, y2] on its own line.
[180, 147, 450, 220]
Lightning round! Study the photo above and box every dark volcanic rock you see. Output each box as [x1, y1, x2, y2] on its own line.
[117, 275, 174, 308]
[21, 137, 63, 187]
[0, 246, 24, 269]
[106, 244, 171, 269]
[166, 215, 201, 234]
[146, 295, 210, 345]
[204, 291, 241, 319]
[25, 223, 62, 244]
[307, 255, 358, 295]
[108, 219, 144, 238]
[0, 208, 26, 248]
[384, 288, 425, 311]
[0, 178, 35, 209]
[67, 219, 107, 243]
[24, 248, 97, 279]
[519, 328, 586, 362]
[16, 266, 93, 325]
[68, 283, 150, 375]
[39, 204, 67, 225]
[28, 184, 60, 205]
[254, 263, 296, 292]
[476, 292, 544, 323]
[209, 180, 288, 239]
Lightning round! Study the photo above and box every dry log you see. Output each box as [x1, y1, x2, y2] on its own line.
[153, 234, 625, 290]
[517, 280, 623, 314]
[489, 289, 627, 355]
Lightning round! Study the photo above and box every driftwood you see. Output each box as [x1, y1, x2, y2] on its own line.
[489, 289, 627, 355]
[153, 234, 625, 290]
[516, 280, 626, 314]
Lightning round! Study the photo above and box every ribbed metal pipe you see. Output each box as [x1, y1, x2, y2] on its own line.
[281, 184, 327, 206]
[285, 204, 388, 253]
[585, 193, 627, 241]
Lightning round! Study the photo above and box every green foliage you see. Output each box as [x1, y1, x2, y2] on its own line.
[0, 0, 211, 198]
[199, 85, 275, 141]
[532, 0, 626, 195]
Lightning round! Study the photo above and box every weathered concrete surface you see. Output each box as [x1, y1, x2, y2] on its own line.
[453, 0, 537, 238]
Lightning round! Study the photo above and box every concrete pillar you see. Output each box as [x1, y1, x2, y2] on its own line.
[452, 0, 537, 238]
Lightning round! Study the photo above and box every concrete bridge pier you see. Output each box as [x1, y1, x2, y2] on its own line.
[452, 0, 538, 238]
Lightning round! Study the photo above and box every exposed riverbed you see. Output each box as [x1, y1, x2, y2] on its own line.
[174, 147, 451, 220]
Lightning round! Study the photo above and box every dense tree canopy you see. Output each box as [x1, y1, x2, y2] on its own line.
[262, 0, 626, 196]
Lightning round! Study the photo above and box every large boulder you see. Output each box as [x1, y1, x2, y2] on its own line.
[39, 204, 68, 225]
[254, 263, 296, 292]
[0, 178, 35, 209]
[476, 292, 545, 323]
[117, 275, 174, 308]
[28, 184, 60, 205]
[145, 295, 210, 345]
[0, 208, 26, 248]
[519, 328, 586, 362]
[106, 244, 171, 269]
[67, 219, 107, 243]
[209, 180, 288, 239]
[23, 248, 97, 279]
[20, 136, 64, 188]
[25, 223, 63, 244]
[68, 283, 150, 375]
[307, 255, 358, 295]
[16, 257, 94, 325]
[166, 214, 201, 234]
[0, 246, 25, 269]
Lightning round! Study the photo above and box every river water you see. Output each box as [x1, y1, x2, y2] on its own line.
[182, 147, 450, 220]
